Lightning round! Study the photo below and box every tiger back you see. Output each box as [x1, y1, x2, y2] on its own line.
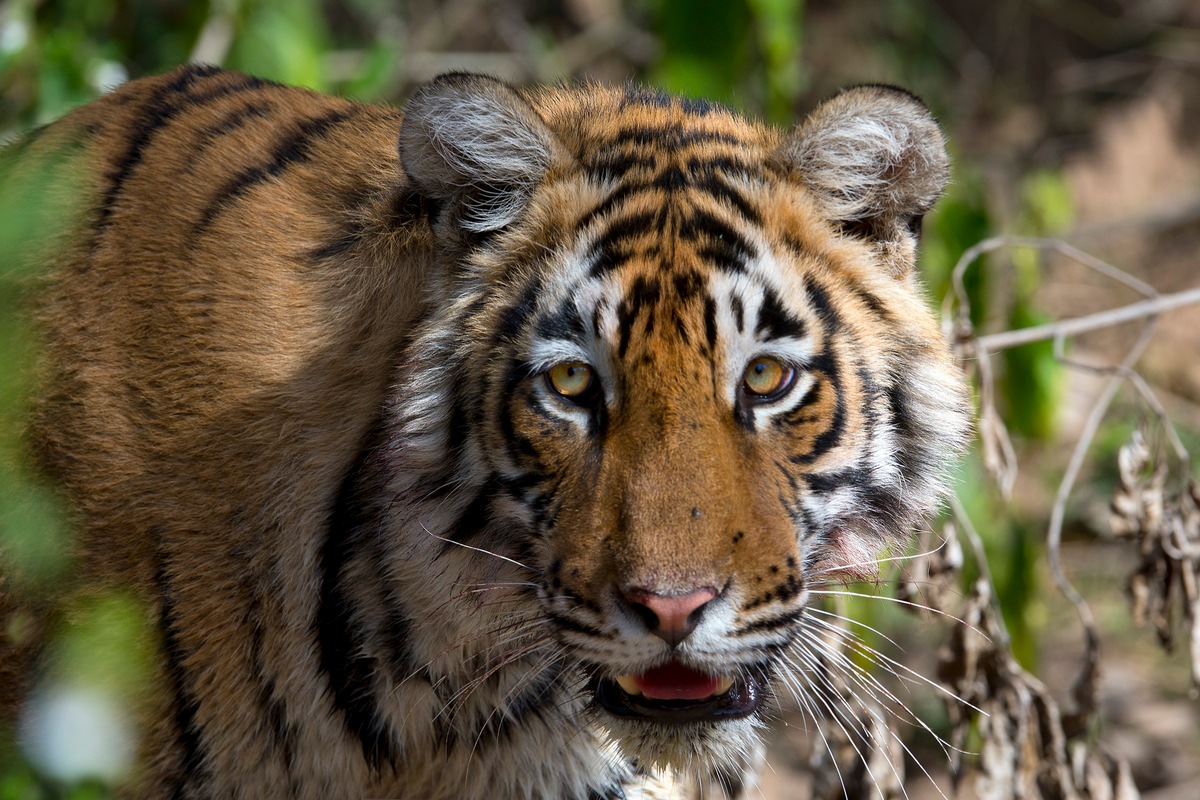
[4, 65, 969, 799]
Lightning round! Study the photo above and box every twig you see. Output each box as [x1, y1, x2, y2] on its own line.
[974, 286, 1200, 353]
[949, 495, 1012, 649]
[942, 235, 1159, 330]
[1046, 322, 1155, 634]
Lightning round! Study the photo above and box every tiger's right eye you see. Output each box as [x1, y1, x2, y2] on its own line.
[546, 362, 595, 400]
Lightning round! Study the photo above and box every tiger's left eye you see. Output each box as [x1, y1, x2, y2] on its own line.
[742, 357, 794, 399]
[546, 362, 595, 400]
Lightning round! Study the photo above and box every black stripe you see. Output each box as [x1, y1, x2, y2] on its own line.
[671, 269, 704, 303]
[806, 466, 869, 495]
[756, 286, 807, 340]
[696, 241, 747, 274]
[615, 274, 661, 359]
[577, 181, 640, 230]
[807, 467, 905, 532]
[703, 294, 718, 354]
[607, 123, 745, 150]
[851, 282, 892, 321]
[185, 100, 275, 168]
[621, 84, 719, 116]
[780, 232, 826, 264]
[99, 66, 262, 231]
[194, 107, 354, 236]
[628, 273, 662, 309]
[155, 555, 210, 797]
[652, 164, 687, 192]
[306, 186, 418, 264]
[318, 426, 400, 771]
[473, 666, 562, 745]
[243, 569, 296, 776]
[802, 275, 841, 330]
[886, 380, 930, 481]
[679, 208, 753, 272]
[736, 609, 803, 636]
[494, 277, 543, 342]
[548, 611, 608, 639]
[589, 210, 660, 277]
[535, 306, 587, 342]
[578, 163, 759, 232]
[306, 220, 366, 263]
[685, 154, 756, 177]
[789, 353, 845, 464]
[584, 151, 657, 180]
[691, 172, 761, 225]
[499, 360, 539, 465]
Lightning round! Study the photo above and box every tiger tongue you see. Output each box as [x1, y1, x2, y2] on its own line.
[632, 662, 726, 701]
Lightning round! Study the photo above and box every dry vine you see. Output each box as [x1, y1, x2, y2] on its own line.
[930, 237, 1199, 797]
[801, 237, 1199, 799]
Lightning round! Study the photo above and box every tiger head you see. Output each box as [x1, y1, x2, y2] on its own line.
[384, 74, 969, 777]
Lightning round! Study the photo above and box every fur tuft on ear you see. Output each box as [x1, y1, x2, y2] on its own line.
[399, 73, 560, 233]
[779, 85, 949, 249]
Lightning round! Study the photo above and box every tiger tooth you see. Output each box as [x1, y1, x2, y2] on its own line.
[615, 675, 642, 696]
[713, 677, 734, 696]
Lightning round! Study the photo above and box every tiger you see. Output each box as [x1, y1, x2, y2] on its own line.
[1, 64, 970, 799]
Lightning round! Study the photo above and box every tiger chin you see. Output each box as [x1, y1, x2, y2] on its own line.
[5, 65, 970, 799]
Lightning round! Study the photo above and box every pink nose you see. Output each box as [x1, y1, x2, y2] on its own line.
[623, 587, 718, 647]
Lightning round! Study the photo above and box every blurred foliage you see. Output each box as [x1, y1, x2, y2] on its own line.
[1002, 171, 1074, 441]
[3, 0, 1197, 795]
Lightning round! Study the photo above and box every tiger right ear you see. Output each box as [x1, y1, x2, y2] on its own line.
[399, 73, 563, 234]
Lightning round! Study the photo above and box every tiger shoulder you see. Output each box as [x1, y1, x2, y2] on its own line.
[2, 65, 969, 799]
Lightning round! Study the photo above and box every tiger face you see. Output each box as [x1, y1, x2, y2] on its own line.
[382, 75, 969, 778]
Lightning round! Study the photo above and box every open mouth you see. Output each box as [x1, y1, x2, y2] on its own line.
[593, 660, 760, 723]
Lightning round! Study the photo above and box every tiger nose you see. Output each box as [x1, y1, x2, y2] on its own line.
[623, 587, 718, 647]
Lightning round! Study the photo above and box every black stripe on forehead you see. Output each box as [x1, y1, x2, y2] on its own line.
[679, 208, 754, 273]
[615, 274, 663, 360]
[801, 275, 841, 331]
[589, 209, 662, 277]
[579, 163, 759, 251]
[535, 304, 587, 343]
[494, 276, 544, 343]
[755, 286, 807, 340]
[607, 123, 745, 150]
[619, 85, 722, 116]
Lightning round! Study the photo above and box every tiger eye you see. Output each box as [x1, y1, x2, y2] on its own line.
[547, 362, 594, 398]
[742, 357, 792, 398]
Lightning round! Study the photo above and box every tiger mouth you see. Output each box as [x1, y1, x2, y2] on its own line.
[594, 661, 760, 723]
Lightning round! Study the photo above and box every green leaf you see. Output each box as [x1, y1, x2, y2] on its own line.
[227, 0, 330, 91]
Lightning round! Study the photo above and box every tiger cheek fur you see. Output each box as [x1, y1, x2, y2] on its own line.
[8, 66, 969, 799]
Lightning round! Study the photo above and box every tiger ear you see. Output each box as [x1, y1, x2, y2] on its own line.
[399, 73, 563, 234]
[777, 85, 949, 273]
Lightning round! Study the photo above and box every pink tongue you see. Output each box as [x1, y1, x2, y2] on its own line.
[633, 662, 722, 701]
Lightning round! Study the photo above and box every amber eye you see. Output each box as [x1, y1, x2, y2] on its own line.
[546, 362, 595, 400]
[742, 356, 793, 399]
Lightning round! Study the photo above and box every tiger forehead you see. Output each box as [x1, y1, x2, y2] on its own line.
[532, 83, 775, 175]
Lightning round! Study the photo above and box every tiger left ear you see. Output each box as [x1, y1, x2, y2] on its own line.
[777, 85, 949, 275]
[399, 73, 565, 233]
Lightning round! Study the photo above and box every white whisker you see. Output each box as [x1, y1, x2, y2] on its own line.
[808, 540, 949, 579]
[418, 521, 534, 572]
